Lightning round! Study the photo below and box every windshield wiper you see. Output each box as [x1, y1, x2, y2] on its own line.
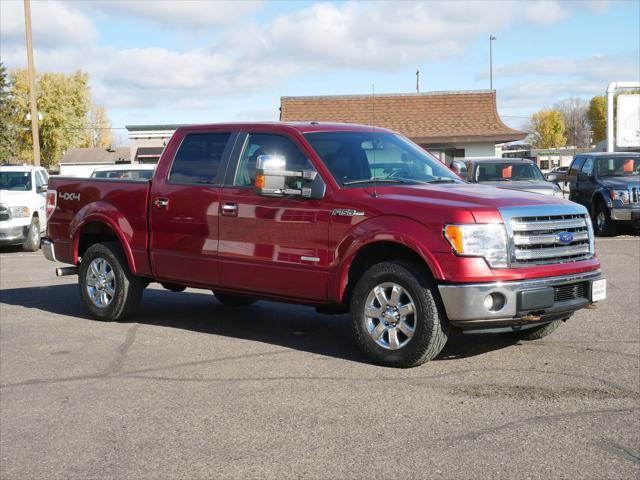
[343, 178, 410, 186]
[424, 177, 459, 184]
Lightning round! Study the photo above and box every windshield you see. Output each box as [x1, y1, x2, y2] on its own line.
[0, 171, 32, 191]
[304, 131, 461, 186]
[595, 156, 640, 177]
[474, 162, 544, 182]
[92, 169, 154, 180]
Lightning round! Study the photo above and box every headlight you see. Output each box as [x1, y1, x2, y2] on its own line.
[9, 206, 30, 218]
[444, 224, 508, 268]
[610, 189, 630, 205]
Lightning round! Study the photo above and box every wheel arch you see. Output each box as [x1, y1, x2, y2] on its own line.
[72, 216, 137, 273]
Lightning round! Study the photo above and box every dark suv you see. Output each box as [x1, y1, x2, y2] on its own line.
[566, 152, 640, 235]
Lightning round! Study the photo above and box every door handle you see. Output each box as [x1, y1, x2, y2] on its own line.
[221, 202, 238, 217]
[153, 197, 169, 209]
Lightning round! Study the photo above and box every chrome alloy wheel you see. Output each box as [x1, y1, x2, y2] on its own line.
[597, 211, 606, 232]
[364, 282, 416, 350]
[86, 257, 116, 309]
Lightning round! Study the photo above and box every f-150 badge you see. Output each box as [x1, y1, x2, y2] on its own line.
[331, 209, 365, 217]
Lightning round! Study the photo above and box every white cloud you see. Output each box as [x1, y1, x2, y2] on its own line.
[84, 0, 262, 28]
[0, 0, 95, 50]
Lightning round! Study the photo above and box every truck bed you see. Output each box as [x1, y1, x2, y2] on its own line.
[47, 177, 152, 275]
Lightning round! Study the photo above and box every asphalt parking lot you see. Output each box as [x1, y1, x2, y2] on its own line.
[1, 237, 639, 479]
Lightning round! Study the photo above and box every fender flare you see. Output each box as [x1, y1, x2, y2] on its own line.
[330, 216, 447, 303]
[69, 202, 137, 273]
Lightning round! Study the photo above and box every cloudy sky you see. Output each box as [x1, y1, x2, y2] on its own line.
[1, 0, 638, 145]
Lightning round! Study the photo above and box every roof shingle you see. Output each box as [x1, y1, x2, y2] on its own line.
[280, 91, 525, 144]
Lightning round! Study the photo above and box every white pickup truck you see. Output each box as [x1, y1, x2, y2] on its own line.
[0, 165, 49, 251]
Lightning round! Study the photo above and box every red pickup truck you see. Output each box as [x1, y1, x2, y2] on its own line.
[43, 122, 606, 367]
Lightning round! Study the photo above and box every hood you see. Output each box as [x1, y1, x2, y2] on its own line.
[598, 176, 640, 190]
[0, 189, 35, 206]
[478, 180, 558, 195]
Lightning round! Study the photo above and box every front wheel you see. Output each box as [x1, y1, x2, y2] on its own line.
[594, 202, 616, 237]
[79, 242, 143, 321]
[22, 217, 40, 252]
[351, 261, 449, 368]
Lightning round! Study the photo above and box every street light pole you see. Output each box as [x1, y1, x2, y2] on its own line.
[489, 35, 496, 91]
[23, 0, 41, 167]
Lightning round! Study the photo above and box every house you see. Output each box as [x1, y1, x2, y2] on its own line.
[280, 90, 526, 164]
[59, 147, 130, 177]
[126, 125, 181, 164]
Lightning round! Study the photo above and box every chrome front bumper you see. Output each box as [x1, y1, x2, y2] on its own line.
[438, 270, 602, 328]
[0, 226, 27, 244]
[41, 238, 57, 262]
[611, 207, 640, 221]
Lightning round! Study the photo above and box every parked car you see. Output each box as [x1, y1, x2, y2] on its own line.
[546, 166, 569, 182]
[91, 164, 156, 180]
[565, 152, 640, 236]
[42, 123, 605, 367]
[465, 158, 563, 197]
[0, 165, 49, 251]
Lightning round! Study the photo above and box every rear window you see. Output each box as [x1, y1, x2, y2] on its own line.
[169, 133, 231, 185]
[92, 169, 154, 180]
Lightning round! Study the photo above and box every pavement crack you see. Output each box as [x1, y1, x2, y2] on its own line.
[596, 440, 640, 465]
[101, 324, 139, 376]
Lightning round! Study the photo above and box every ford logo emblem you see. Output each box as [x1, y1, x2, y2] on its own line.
[556, 231, 574, 244]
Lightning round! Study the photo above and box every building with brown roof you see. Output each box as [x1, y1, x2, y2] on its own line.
[280, 90, 526, 163]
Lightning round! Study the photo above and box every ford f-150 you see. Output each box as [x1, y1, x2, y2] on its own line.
[42, 123, 606, 367]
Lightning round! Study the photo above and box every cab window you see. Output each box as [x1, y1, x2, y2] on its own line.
[568, 156, 586, 177]
[169, 133, 231, 185]
[581, 157, 594, 176]
[234, 133, 312, 187]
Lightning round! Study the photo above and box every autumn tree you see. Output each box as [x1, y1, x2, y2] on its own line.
[0, 62, 16, 161]
[8, 69, 92, 168]
[587, 95, 606, 144]
[555, 97, 590, 147]
[528, 109, 567, 149]
[84, 105, 112, 148]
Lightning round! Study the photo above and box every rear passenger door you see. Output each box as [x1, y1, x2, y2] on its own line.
[149, 130, 237, 285]
[567, 156, 586, 204]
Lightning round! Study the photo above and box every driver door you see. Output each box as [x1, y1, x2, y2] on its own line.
[218, 132, 331, 301]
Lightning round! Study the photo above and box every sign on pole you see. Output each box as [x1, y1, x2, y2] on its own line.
[616, 94, 640, 148]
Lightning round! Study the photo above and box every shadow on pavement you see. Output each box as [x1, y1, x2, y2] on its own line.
[0, 283, 516, 365]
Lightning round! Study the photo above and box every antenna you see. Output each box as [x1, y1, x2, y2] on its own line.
[371, 83, 378, 198]
[416, 69, 420, 93]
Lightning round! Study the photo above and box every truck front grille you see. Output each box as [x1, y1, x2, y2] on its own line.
[554, 282, 587, 302]
[0, 204, 9, 221]
[509, 213, 592, 266]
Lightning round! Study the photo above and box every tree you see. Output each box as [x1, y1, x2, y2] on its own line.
[587, 95, 606, 144]
[84, 105, 112, 148]
[588, 90, 640, 145]
[528, 109, 567, 149]
[555, 97, 590, 147]
[0, 62, 16, 161]
[8, 69, 92, 168]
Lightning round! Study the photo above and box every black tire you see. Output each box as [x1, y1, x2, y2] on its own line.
[502, 320, 562, 341]
[213, 292, 257, 307]
[350, 260, 449, 368]
[79, 242, 143, 321]
[22, 217, 40, 252]
[594, 201, 616, 237]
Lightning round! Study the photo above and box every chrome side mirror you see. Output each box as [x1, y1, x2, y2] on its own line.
[255, 155, 324, 200]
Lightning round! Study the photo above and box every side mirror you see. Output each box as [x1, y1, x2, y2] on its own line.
[255, 155, 325, 200]
[37, 184, 48, 193]
[546, 173, 557, 182]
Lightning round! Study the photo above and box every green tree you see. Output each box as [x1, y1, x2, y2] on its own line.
[529, 109, 567, 149]
[587, 95, 606, 144]
[8, 69, 92, 168]
[0, 62, 16, 161]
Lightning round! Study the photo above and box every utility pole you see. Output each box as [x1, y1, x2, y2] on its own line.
[489, 35, 496, 91]
[23, 0, 41, 166]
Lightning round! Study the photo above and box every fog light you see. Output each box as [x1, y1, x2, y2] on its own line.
[484, 292, 506, 312]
